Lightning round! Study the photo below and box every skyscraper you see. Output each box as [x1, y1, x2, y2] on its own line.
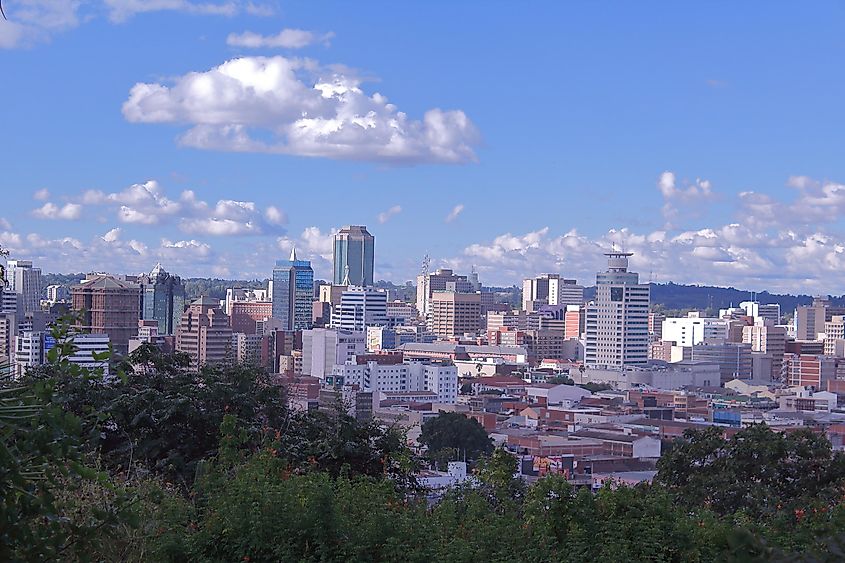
[331, 286, 388, 332]
[140, 263, 186, 335]
[71, 274, 141, 355]
[7, 260, 42, 315]
[522, 274, 584, 312]
[176, 297, 233, 370]
[332, 226, 375, 286]
[585, 251, 650, 367]
[272, 248, 314, 331]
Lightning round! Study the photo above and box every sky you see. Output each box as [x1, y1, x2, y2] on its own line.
[2, 1, 845, 293]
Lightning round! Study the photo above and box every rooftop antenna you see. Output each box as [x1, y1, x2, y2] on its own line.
[420, 254, 431, 277]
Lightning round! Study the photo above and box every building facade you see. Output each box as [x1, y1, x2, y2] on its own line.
[332, 225, 375, 287]
[331, 286, 388, 332]
[71, 275, 140, 354]
[585, 252, 650, 367]
[176, 297, 233, 369]
[7, 259, 42, 315]
[140, 263, 186, 335]
[272, 248, 314, 331]
[428, 290, 482, 339]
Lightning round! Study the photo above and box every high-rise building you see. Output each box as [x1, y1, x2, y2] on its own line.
[783, 353, 840, 389]
[825, 316, 845, 357]
[740, 301, 781, 326]
[230, 301, 273, 335]
[661, 313, 730, 347]
[742, 320, 787, 381]
[7, 260, 42, 314]
[428, 291, 482, 339]
[691, 341, 753, 383]
[416, 268, 473, 316]
[332, 226, 375, 287]
[176, 297, 233, 369]
[522, 274, 584, 311]
[301, 328, 365, 378]
[272, 249, 314, 331]
[585, 251, 650, 367]
[140, 263, 186, 335]
[331, 286, 388, 332]
[795, 304, 827, 341]
[46, 284, 69, 302]
[648, 312, 665, 342]
[71, 275, 141, 354]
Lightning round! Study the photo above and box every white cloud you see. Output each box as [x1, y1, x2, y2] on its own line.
[0, 0, 81, 49]
[377, 205, 402, 224]
[33, 188, 50, 201]
[123, 56, 480, 164]
[445, 204, 464, 223]
[0, 218, 11, 230]
[32, 202, 83, 220]
[657, 171, 715, 227]
[104, 0, 238, 23]
[265, 205, 287, 225]
[180, 217, 259, 236]
[227, 29, 334, 49]
[102, 227, 121, 242]
[276, 226, 337, 277]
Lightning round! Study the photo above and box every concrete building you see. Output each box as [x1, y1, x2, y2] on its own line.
[230, 301, 273, 335]
[272, 248, 314, 331]
[565, 305, 584, 340]
[416, 268, 473, 316]
[301, 328, 365, 378]
[522, 274, 584, 311]
[7, 260, 42, 315]
[573, 361, 720, 390]
[783, 353, 840, 390]
[224, 287, 269, 315]
[234, 332, 264, 366]
[332, 226, 375, 287]
[331, 286, 388, 332]
[662, 313, 729, 347]
[330, 360, 458, 404]
[71, 274, 140, 355]
[585, 251, 650, 367]
[742, 320, 787, 381]
[825, 315, 845, 356]
[740, 301, 781, 325]
[795, 304, 827, 341]
[428, 290, 482, 339]
[648, 312, 665, 342]
[176, 297, 233, 369]
[139, 263, 186, 335]
[12, 331, 45, 377]
[46, 284, 69, 302]
[691, 340, 753, 382]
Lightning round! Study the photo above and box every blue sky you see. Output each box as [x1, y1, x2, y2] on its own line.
[2, 1, 845, 293]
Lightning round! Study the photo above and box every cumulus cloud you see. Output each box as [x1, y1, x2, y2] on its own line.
[227, 28, 334, 49]
[377, 205, 402, 224]
[122, 56, 480, 164]
[276, 226, 337, 277]
[102, 227, 122, 242]
[657, 171, 715, 227]
[33, 188, 50, 201]
[32, 202, 83, 220]
[445, 204, 464, 223]
[0, 0, 81, 49]
[65, 180, 287, 236]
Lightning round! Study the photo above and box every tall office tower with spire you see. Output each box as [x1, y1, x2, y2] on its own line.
[585, 251, 650, 367]
[7, 259, 42, 315]
[272, 248, 314, 330]
[332, 226, 375, 287]
[140, 263, 186, 335]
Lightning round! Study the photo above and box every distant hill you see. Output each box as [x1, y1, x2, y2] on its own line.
[585, 282, 845, 314]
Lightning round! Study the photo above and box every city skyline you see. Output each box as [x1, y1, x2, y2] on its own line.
[4, 3, 845, 292]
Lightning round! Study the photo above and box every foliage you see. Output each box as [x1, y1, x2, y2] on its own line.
[657, 424, 845, 518]
[0, 320, 136, 561]
[578, 382, 613, 393]
[419, 412, 494, 469]
[547, 375, 574, 385]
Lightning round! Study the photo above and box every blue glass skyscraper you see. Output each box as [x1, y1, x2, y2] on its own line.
[272, 248, 314, 330]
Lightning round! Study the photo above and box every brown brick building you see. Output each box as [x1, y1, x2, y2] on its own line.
[71, 275, 140, 355]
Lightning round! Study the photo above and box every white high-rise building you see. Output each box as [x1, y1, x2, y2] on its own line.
[331, 286, 388, 332]
[301, 328, 365, 378]
[12, 331, 45, 377]
[416, 268, 473, 316]
[585, 252, 650, 367]
[662, 313, 730, 347]
[740, 301, 781, 326]
[7, 260, 42, 315]
[330, 361, 458, 404]
[522, 274, 585, 312]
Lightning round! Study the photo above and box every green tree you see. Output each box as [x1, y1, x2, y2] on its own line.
[418, 412, 493, 469]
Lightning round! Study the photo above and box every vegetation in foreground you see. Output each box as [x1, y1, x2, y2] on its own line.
[4, 319, 845, 561]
